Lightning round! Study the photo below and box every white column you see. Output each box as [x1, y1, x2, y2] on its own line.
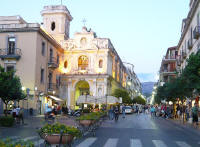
[67, 81, 72, 108]
[104, 78, 108, 96]
[93, 79, 97, 96]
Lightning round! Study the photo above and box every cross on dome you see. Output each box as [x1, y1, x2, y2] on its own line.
[82, 18, 87, 27]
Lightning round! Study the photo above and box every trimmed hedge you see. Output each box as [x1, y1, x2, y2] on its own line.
[0, 116, 15, 127]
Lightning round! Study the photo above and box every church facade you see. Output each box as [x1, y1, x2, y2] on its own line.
[41, 5, 141, 109]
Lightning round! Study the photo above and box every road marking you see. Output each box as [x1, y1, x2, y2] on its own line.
[176, 141, 191, 147]
[103, 138, 118, 147]
[130, 139, 142, 147]
[76, 137, 97, 147]
[33, 139, 44, 146]
[24, 136, 38, 141]
[152, 140, 167, 147]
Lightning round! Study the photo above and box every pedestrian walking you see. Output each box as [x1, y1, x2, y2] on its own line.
[12, 106, 17, 121]
[192, 103, 199, 127]
[145, 105, 149, 114]
[19, 107, 24, 125]
[109, 105, 114, 120]
[16, 106, 20, 123]
[150, 106, 155, 118]
[185, 105, 190, 121]
[177, 104, 181, 119]
[122, 104, 126, 119]
[114, 106, 119, 121]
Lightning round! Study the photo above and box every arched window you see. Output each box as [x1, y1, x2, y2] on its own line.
[64, 61, 68, 68]
[78, 55, 88, 70]
[51, 22, 55, 31]
[99, 59, 103, 68]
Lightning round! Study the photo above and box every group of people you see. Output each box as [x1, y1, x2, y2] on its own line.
[108, 105, 120, 121]
[145, 103, 200, 127]
[12, 106, 24, 124]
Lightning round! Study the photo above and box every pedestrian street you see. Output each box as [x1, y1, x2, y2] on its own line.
[74, 113, 200, 147]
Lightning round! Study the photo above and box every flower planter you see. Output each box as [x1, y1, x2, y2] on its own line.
[79, 120, 94, 127]
[44, 134, 73, 144]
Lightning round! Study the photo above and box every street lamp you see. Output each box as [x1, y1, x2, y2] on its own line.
[127, 81, 131, 86]
[22, 86, 26, 91]
[53, 91, 56, 95]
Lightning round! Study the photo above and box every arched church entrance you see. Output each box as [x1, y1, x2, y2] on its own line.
[75, 80, 90, 109]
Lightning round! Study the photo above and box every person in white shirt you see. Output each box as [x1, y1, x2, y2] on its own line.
[12, 106, 17, 120]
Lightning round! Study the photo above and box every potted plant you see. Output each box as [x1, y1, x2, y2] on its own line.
[38, 123, 81, 145]
[76, 112, 105, 126]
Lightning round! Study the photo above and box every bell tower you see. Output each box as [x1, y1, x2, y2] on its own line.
[41, 5, 73, 43]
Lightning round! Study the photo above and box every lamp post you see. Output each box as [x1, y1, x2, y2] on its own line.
[105, 94, 108, 110]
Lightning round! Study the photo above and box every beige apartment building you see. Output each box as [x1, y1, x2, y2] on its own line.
[0, 16, 64, 115]
[159, 47, 177, 86]
[0, 5, 141, 114]
[177, 0, 200, 72]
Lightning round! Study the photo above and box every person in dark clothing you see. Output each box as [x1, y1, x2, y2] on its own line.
[19, 107, 24, 125]
[114, 106, 119, 121]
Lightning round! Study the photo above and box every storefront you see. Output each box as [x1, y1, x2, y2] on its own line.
[44, 95, 64, 113]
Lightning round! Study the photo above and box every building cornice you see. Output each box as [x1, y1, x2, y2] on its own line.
[0, 23, 64, 52]
[177, 0, 200, 51]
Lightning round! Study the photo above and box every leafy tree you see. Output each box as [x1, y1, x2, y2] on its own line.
[112, 88, 132, 104]
[132, 96, 146, 105]
[182, 52, 200, 94]
[154, 52, 200, 104]
[0, 66, 26, 116]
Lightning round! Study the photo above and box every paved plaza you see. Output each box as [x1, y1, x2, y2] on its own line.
[1, 114, 200, 147]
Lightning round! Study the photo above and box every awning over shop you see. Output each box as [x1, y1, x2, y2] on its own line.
[77, 95, 121, 104]
[48, 95, 64, 102]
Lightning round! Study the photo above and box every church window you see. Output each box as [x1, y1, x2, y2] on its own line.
[51, 22, 56, 31]
[78, 55, 88, 70]
[64, 60, 68, 68]
[99, 59, 103, 68]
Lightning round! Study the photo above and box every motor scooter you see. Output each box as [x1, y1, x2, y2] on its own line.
[68, 109, 81, 117]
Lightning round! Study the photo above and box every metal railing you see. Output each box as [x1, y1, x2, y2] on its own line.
[0, 48, 22, 60]
[48, 57, 58, 68]
[163, 55, 176, 60]
[193, 26, 200, 39]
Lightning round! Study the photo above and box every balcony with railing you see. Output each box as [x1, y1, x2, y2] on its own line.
[0, 48, 21, 60]
[193, 26, 200, 39]
[162, 55, 176, 63]
[48, 57, 58, 69]
[182, 51, 187, 59]
[160, 67, 176, 76]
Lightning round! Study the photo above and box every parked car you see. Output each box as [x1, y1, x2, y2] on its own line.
[124, 106, 133, 114]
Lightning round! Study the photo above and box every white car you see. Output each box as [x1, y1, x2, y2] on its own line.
[124, 106, 133, 114]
